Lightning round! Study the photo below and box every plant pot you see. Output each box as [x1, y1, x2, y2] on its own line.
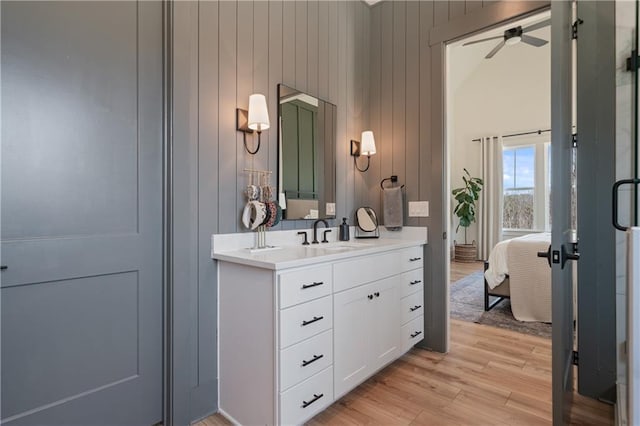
[454, 241, 477, 263]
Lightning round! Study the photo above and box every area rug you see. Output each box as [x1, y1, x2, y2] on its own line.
[450, 271, 552, 339]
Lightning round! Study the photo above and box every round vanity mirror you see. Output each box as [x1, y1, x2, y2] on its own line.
[356, 207, 378, 233]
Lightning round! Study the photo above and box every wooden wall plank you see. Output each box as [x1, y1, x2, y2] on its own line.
[282, 2, 298, 231]
[295, 0, 308, 92]
[197, 0, 219, 391]
[217, 1, 238, 233]
[356, 1, 373, 210]
[417, 0, 435, 352]
[236, 1, 254, 232]
[405, 1, 420, 227]
[465, 0, 483, 14]
[368, 4, 382, 214]
[391, 0, 406, 224]
[282, 1, 296, 87]
[428, 42, 447, 352]
[253, 0, 270, 174]
[449, 0, 466, 21]
[268, 1, 283, 230]
[328, 1, 339, 105]
[172, 3, 200, 422]
[419, 1, 433, 229]
[335, 0, 348, 224]
[317, 1, 329, 101]
[434, 1, 449, 26]
[379, 1, 393, 203]
[307, 1, 319, 97]
[345, 0, 356, 218]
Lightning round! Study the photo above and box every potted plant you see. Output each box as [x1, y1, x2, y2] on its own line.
[452, 168, 483, 262]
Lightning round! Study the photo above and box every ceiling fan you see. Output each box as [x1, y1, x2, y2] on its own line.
[463, 19, 550, 59]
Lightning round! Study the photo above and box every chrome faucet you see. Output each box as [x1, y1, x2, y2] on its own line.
[312, 219, 329, 244]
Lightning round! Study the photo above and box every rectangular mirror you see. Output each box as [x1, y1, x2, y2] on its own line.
[277, 84, 336, 220]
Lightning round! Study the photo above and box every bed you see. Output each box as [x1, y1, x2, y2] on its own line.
[484, 232, 552, 322]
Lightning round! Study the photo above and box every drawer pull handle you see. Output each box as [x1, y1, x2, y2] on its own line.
[410, 280, 422, 285]
[409, 257, 422, 262]
[410, 331, 422, 338]
[301, 354, 324, 367]
[301, 316, 324, 326]
[367, 294, 373, 300]
[410, 305, 422, 312]
[302, 393, 324, 408]
[302, 281, 324, 289]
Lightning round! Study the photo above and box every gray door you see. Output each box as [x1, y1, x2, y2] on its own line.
[550, 1, 578, 423]
[1, 2, 163, 425]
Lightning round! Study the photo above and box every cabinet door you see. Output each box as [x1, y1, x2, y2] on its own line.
[370, 277, 401, 370]
[333, 283, 373, 398]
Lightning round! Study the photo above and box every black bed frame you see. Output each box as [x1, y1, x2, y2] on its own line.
[483, 261, 510, 311]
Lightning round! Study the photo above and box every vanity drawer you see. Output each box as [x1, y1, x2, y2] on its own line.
[399, 246, 424, 271]
[280, 296, 333, 349]
[280, 366, 333, 426]
[401, 315, 424, 352]
[399, 269, 424, 298]
[333, 250, 403, 292]
[279, 265, 333, 309]
[280, 329, 333, 391]
[401, 290, 424, 325]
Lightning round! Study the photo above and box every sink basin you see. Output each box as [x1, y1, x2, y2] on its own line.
[305, 242, 370, 251]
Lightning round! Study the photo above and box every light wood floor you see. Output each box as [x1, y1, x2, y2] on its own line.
[450, 259, 484, 284]
[198, 262, 613, 426]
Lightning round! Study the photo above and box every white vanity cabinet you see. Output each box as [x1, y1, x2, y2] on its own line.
[214, 229, 426, 426]
[333, 246, 422, 398]
[333, 276, 400, 398]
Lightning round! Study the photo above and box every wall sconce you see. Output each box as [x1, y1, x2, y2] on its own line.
[350, 130, 377, 172]
[237, 93, 270, 155]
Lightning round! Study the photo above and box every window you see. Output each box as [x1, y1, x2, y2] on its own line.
[502, 142, 550, 231]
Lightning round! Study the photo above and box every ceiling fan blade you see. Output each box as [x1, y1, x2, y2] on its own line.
[522, 19, 551, 33]
[485, 40, 505, 59]
[521, 34, 548, 47]
[462, 35, 504, 47]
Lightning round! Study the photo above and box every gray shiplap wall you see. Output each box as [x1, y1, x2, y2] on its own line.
[172, 1, 370, 422]
[173, 1, 550, 421]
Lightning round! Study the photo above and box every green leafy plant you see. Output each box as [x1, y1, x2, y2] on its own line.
[452, 168, 484, 245]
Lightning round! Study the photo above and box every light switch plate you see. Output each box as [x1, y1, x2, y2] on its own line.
[408, 201, 429, 217]
[326, 203, 336, 215]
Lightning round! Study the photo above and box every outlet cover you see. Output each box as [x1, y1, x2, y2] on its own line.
[408, 201, 429, 217]
[326, 202, 336, 215]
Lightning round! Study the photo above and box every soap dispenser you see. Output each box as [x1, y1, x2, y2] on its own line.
[339, 217, 350, 241]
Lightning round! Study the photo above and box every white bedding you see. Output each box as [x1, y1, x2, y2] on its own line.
[484, 232, 551, 289]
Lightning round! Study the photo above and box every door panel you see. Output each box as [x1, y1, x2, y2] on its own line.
[550, 1, 575, 423]
[3, 273, 139, 419]
[1, 1, 139, 240]
[1, 2, 163, 425]
[575, 0, 617, 402]
[333, 283, 372, 399]
[371, 277, 400, 370]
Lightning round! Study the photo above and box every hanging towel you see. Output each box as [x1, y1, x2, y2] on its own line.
[383, 186, 403, 230]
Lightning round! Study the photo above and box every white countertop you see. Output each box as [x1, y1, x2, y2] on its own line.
[211, 226, 428, 270]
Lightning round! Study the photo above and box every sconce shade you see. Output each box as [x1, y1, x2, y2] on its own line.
[248, 94, 270, 132]
[360, 131, 376, 156]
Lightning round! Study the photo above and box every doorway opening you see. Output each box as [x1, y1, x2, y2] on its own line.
[445, 10, 553, 339]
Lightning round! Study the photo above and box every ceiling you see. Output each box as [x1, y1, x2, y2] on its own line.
[448, 10, 550, 92]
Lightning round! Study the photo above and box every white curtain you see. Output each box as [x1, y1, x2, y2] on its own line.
[478, 136, 504, 260]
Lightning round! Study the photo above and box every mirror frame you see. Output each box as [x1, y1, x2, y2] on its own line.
[276, 84, 337, 221]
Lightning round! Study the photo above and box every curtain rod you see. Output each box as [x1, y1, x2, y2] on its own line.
[471, 128, 551, 142]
